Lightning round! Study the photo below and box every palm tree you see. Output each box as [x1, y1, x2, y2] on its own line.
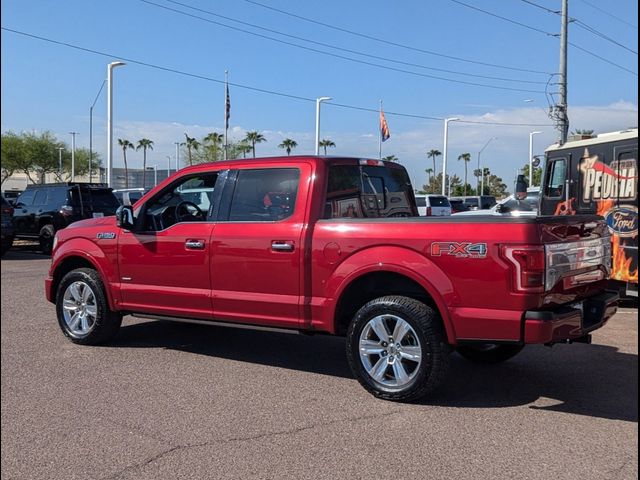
[117, 138, 134, 188]
[319, 139, 336, 155]
[204, 132, 224, 161]
[136, 138, 154, 189]
[427, 149, 441, 177]
[278, 138, 298, 156]
[382, 155, 399, 162]
[425, 168, 433, 184]
[244, 131, 267, 158]
[184, 133, 200, 166]
[458, 152, 472, 196]
[236, 140, 253, 159]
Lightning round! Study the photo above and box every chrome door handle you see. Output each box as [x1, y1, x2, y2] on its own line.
[185, 240, 205, 250]
[271, 241, 294, 252]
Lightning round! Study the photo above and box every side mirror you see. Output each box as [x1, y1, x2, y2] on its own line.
[116, 205, 135, 230]
[515, 174, 527, 200]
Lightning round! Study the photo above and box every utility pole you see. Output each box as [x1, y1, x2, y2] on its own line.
[557, 0, 569, 144]
[174, 142, 180, 171]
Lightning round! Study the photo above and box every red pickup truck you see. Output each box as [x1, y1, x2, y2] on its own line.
[46, 156, 618, 401]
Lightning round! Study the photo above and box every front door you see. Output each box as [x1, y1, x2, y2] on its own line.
[210, 165, 308, 329]
[118, 172, 220, 319]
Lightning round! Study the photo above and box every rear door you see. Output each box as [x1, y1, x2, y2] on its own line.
[210, 165, 308, 328]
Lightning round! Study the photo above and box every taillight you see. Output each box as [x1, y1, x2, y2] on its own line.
[426, 207, 432, 216]
[59, 205, 74, 217]
[502, 245, 545, 293]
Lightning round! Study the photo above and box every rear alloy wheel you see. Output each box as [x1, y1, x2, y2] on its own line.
[56, 268, 121, 345]
[456, 344, 524, 364]
[347, 296, 450, 402]
[39, 224, 55, 255]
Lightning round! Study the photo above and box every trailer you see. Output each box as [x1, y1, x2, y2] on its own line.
[541, 128, 638, 297]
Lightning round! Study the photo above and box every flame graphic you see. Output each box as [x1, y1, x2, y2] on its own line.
[596, 199, 615, 217]
[611, 235, 638, 283]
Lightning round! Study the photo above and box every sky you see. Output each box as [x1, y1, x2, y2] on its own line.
[1, 0, 638, 191]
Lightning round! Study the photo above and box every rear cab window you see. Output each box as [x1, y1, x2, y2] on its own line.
[324, 164, 416, 218]
[427, 196, 450, 207]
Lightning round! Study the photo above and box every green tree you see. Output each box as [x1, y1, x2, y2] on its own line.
[278, 138, 298, 156]
[423, 172, 460, 196]
[203, 132, 224, 162]
[382, 155, 399, 162]
[457, 152, 472, 196]
[425, 168, 433, 186]
[234, 140, 253, 159]
[520, 162, 543, 187]
[571, 128, 595, 136]
[136, 138, 154, 188]
[427, 149, 441, 177]
[22, 131, 64, 184]
[319, 139, 336, 155]
[244, 131, 266, 158]
[183, 133, 200, 166]
[1, 132, 25, 185]
[117, 138, 134, 188]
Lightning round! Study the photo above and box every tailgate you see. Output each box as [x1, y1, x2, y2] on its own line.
[538, 215, 612, 291]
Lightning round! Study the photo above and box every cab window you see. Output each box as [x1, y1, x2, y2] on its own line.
[544, 159, 566, 198]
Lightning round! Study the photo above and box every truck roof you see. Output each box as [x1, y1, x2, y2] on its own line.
[545, 127, 637, 152]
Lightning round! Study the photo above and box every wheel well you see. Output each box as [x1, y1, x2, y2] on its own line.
[334, 272, 439, 335]
[51, 256, 96, 299]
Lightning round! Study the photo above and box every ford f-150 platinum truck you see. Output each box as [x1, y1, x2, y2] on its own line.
[46, 156, 618, 401]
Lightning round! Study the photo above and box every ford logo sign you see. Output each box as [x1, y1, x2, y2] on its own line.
[605, 207, 638, 238]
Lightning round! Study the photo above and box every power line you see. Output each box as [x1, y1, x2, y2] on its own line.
[518, 0, 638, 55]
[578, 0, 638, 30]
[0, 26, 555, 128]
[159, 0, 545, 85]
[449, 0, 638, 76]
[243, 0, 551, 75]
[139, 0, 545, 93]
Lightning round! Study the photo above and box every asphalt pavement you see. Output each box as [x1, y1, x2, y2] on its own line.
[1, 244, 637, 480]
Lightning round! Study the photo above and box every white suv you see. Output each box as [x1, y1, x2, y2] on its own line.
[415, 194, 452, 216]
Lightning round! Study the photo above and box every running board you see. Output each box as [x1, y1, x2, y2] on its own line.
[129, 313, 303, 335]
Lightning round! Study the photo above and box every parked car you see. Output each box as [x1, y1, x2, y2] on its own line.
[1, 196, 15, 256]
[448, 199, 470, 214]
[450, 195, 497, 211]
[113, 188, 150, 206]
[12, 183, 120, 254]
[414, 194, 452, 216]
[456, 188, 540, 217]
[2, 190, 23, 206]
[46, 156, 617, 402]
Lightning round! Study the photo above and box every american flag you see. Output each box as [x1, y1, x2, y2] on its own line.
[225, 83, 231, 127]
[380, 108, 390, 142]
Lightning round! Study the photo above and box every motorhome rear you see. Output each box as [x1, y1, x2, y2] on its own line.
[541, 128, 638, 297]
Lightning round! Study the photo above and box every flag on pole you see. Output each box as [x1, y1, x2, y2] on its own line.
[225, 83, 231, 127]
[380, 108, 390, 142]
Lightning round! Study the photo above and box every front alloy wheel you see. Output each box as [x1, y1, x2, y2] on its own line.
[62, 281, 98, 337]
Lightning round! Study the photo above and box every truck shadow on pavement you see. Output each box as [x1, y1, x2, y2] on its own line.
[114, 320, 637, 422]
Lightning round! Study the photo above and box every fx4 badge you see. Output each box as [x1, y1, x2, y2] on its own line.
[96, 232, 117, 240]
[431, 242, 487, 258]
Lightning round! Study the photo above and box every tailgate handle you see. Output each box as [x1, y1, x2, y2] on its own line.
[271, 241, 294, 252]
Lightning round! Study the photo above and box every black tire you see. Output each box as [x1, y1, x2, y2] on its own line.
[456, 344, 524, 364]
[55, 268, 122, 345]
[346, 295, 450, 402]
[39, 224, 55, 255]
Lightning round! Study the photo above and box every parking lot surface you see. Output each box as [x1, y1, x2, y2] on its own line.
[1, 246, 638, 480]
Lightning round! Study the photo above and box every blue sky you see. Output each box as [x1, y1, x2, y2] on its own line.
[1, 0, 638, 189]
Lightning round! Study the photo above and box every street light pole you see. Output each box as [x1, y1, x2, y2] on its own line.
[166, 155, 171, 179]
[106, 61, 126, 188]
[477, 137, 497, 194]
[147, 165, 158, 187]
[315, 96, 332, 155]
[89, 79, 106, 184]
[529, 131, 542, 187]
[58, 147, 63, 179]
[174, 142, 180, 171]
[69, 132, 78, 181]
[441, 117, 459, 196]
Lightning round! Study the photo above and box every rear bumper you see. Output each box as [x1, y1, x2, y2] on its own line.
[523, 291, 619, 344]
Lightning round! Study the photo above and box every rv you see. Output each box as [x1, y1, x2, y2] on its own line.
[541, 128, 638, 297]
